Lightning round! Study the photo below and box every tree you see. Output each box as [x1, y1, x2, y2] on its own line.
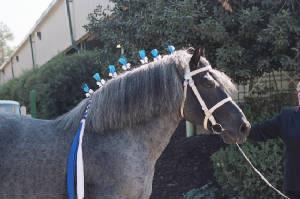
[0, 22, 14, 65]
[85, 0, 299, 82]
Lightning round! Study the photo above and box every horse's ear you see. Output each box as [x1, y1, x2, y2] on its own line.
[190, 48, 205, 70]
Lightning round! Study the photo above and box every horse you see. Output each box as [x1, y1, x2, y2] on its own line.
[0, 48, 250, 199]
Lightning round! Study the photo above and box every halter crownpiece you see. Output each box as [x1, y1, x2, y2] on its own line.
[180, 56, 233, 134]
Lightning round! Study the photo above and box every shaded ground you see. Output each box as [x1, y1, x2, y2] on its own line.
[151, 121, 226, 199]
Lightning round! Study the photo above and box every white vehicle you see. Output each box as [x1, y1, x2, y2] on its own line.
[0, 100, 21, 115]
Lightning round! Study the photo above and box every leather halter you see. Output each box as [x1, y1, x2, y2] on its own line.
[180, 57, 233, 134]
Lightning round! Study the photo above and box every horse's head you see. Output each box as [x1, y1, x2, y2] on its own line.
[181, 48, 250, 144]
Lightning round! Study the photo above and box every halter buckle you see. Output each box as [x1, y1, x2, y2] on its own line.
[184, 73, 191, 80]
[188, 79, 194, 86]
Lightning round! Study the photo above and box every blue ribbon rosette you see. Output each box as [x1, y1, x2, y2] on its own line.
[151, 49, 162, 61]
[139, 50, 148, 64]
[93, 73, 106, 87]
[118, 57, 131, 71]
[167, 45, 175, 54]
[108, 65, 117, 78]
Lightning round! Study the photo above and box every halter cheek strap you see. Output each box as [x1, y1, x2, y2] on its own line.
[180, 62, 233, 133]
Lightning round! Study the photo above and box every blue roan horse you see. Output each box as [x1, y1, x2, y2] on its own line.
[0, 48, 250, 199]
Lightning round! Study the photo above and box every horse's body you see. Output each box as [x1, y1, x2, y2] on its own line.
[0, 49, 249, 198]
[0, 113, 178, 199]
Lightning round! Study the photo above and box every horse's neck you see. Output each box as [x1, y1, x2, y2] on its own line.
[136, 112, 181, 161]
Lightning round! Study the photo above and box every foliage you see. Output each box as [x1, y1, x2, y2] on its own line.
[184, 182, 223, 199]
[241, 92, 298, 123]
[0, 50, 110, 119]
[209, 92, 296, 199]
[211, 139, 284, 199]
[85, 0, 299, 82]
[0, 22, 14, 65]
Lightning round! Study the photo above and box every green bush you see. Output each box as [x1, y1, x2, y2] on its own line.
[242, 92, 298, 122]
[184, 182, 223, 199]
[85, 0, 299, 81]
[209, 93, 296, 199]
[211, 139, 284, 199]
[0, 50, 113, 119]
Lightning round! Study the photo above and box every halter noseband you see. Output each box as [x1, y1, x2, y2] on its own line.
[180, 57, 233, 134]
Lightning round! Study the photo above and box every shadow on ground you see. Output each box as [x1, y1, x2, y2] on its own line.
[151, 121, 226, 199]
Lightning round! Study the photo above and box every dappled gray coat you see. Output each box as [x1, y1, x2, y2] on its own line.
[0, 49, 248, 199]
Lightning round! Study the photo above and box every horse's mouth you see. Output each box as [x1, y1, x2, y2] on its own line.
[220, 131, 247, 144]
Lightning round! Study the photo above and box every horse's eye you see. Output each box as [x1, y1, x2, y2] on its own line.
[203, 79, 215, 88]
[201, 74, 215, 88]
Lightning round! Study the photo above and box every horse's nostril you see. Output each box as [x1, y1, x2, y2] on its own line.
[239, 122, 250, 135]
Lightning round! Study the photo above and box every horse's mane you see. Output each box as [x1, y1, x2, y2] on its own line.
[54, 49, 236, 133]
[210, 69, 237, 96]
[55, 50, 190, 133]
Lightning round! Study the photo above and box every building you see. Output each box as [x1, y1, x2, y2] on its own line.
[0, 0, 113, 85]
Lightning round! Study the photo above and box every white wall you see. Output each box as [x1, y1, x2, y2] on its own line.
[72, 0, 113, 41]
[13, 41, 34, 77]
[34, 0, 71, 67]
[0, 0, 114, 85]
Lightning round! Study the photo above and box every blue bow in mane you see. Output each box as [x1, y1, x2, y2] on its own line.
[108, 65, 117, 78]
[167, 45, 175, 54]
[93, 73, 106, 87]
[81, 83, 94, 97]
[118, 56, 131, 71]
[151, 49, 162, 61]
[139, 50, 148, 64]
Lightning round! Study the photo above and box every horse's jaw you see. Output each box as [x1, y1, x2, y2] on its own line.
[220, 131, 247, 144]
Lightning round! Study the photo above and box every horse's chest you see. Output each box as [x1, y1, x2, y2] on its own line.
[85, 173, 153, 199]
[84, 145, 154, 199]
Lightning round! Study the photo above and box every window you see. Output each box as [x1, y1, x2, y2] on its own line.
[37, 32, 42, 40]
[16, 56, 19, 62]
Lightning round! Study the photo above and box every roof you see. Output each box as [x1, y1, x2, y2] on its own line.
[0, 0, 61, 70]
[0, 100, 20, 105]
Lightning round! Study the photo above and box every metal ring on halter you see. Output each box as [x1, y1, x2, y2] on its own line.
[211, 123, 223, 134]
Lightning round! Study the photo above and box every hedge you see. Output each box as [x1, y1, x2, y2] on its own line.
[209, 93, 297, 199]
[0, 50, 113, 119]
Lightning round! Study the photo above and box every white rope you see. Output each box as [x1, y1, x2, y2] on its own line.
[180, 81, 188, 118]
[236, 143, 290, 199]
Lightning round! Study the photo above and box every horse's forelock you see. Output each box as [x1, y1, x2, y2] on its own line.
[198, 56, 237, 95]
[210, 69, 237, 95]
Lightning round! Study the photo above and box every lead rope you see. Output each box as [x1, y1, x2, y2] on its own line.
[180, 60, 289, 198]
[236, 143, 290, 199]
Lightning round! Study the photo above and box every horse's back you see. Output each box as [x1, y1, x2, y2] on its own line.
[0, 113, 24, 157]
[0, 113, 68, 198]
